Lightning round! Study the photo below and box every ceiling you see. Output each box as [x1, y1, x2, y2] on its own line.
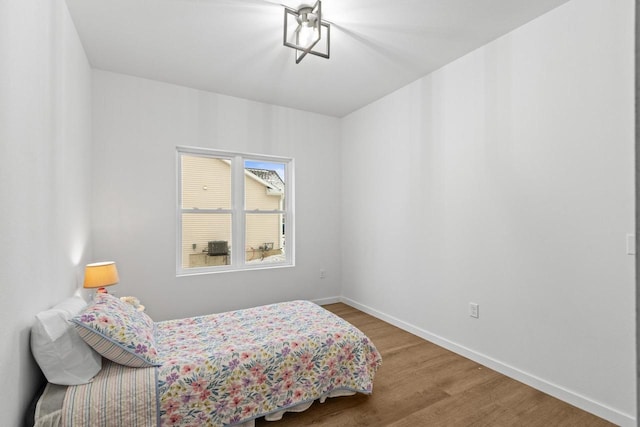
[65, 0, 571, 118]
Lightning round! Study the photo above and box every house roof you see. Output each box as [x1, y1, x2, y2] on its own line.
[246, 168, 285, 193]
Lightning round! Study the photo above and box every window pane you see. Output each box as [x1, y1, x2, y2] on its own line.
[182, 155, 231, 209]
[177, 147, 293, 275]
[182, 213, 231, 268]
[245, 213, 285, 264]
[244, 160, 286, 211]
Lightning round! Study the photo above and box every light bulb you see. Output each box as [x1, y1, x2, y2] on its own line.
[298, 24, 318, 49]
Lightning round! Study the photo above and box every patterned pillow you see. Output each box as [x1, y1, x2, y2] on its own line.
[72, 293, 160, 367]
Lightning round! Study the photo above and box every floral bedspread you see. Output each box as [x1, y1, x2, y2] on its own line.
[155, 300, 382, 426]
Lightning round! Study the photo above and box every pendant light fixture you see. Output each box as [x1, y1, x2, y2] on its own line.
[283, 1, 330, 64]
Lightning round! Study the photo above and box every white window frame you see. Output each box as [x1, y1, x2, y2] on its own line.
[176, 146, 295, 276]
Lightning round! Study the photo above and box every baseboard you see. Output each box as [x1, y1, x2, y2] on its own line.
[312, 296, 341, 306]
[338, 296, 636, 427]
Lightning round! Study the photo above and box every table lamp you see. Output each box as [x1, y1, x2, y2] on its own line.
[83, 261, 119, 294]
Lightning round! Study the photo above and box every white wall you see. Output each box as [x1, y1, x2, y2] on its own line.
[341, 0, 635, 424]
[91, 70, 342, 321]
[0, 0, 93, 424]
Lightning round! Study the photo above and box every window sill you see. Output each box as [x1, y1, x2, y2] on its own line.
[176, 262, 295, 277]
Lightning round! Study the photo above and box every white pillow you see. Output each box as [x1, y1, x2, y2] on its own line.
[31, 296, 102, 385]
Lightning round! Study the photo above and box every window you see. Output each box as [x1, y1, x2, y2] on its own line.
[176, 147, 294, 275]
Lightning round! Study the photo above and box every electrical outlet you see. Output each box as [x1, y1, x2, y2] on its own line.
[627, 234, 636, 255]
[469, 302, 479, 318]
[320, 269, 326, 279]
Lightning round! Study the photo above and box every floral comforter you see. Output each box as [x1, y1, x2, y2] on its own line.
[155, 300, 382, 426]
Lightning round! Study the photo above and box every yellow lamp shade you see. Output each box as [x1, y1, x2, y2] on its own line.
[83, 262, 119, 292]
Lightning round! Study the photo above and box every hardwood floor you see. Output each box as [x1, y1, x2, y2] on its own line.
[255, 303, 613, 427]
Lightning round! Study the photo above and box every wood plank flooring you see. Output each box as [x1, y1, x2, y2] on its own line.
[255, 303, 613, 427]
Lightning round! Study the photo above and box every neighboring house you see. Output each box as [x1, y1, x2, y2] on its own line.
[181, 156, 284, 268]
[245, 167, 286, 261]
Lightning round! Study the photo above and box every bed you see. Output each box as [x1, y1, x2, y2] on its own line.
[30, 294, 382, 426]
